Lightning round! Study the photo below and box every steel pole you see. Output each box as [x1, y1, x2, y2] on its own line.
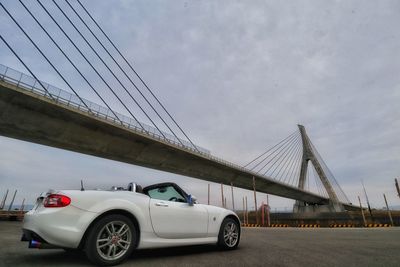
[207, 184, 210, 205]
[261, 201, 265, 226]
[358, 196, 367, 227]
[220, 183, 225, 208]
[230, 182, 235, 211]
[395, 178, 400, 199]
[8, 190, 17, 211]
[253, 177, 258, 225]
[267, 194, 271, 227]
[0, 189, 9, 210]
[245, 196, 248, 224]
[20, 198, 25, 212]
[383, 193, 394, 226]
[242, 197, 246, 224]
[362, 180, 373, 218]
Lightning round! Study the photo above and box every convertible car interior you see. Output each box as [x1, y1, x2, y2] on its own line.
[113, 182, 190, 203]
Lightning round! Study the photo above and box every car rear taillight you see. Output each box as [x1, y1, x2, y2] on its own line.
[43, 194, 71, 208]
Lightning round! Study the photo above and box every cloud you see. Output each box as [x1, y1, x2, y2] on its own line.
[0, 0, 399, 210]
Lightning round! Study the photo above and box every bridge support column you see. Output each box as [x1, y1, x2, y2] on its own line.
[294, 201, 344, 213]
[293, 125, 344, 213]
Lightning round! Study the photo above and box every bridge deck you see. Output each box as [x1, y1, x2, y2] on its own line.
[0, 69, 357, 210]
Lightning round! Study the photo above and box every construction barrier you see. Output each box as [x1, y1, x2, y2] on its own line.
[298, 224, 320, 228]
[241, 224, 262, 227]
[367, 223, 391, 227]
[329, 224, 392, 228]
[270, 224, 289, 227]
[240, 223, 394, 228]
[330, 224, 355, 228]
[241, 224, 289, 228]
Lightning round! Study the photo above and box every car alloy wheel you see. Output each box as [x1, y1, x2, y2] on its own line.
[85, 214, 136, 266]
[223, 221, 239, 247]
[96, 221, 132, 261]
[218, 217, 240, 250]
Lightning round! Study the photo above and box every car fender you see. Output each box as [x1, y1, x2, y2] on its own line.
[88, 199, 152, 231]
[62, 190, 152, 234]
[203, 205, 240, 236]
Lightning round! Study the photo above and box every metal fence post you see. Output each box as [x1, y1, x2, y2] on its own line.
[220, 183, 225, 208]
[242, 197, 246, 224]
[230, 182, 235, 211]
[383, 193, 394, 226]
[0, 189, 9, 210]
[358, 196, 367, 227]
[8, 190, 17, 211]
[207, 184, 210, 205]
[253, 177, 259, 225]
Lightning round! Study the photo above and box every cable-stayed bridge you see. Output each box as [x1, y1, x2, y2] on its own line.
[0, 0, 358, 212]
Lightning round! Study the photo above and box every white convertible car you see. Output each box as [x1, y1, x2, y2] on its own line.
[22, 182, 241, 266]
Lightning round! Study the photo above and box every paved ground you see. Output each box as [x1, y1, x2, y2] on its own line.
[1, 221, 399, 267]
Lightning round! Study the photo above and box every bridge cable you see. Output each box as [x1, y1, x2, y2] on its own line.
[247, 131, 299, 172]
[313, 163, 327, 197]
[313, 164, 328, 198]
[271, 134, 301, 178]
[309, 164, 319, 195]
[283, 140, 301, 184]
[0, 35, 56, 102]
[0, 3, 93, 113]
[309, 137, 350, 203]
[258, 132, 300, 175]
[244, 130, 297, 168]
[293, 147, 305, 188]
[311, 165, 322, 196]
[308, 136, 344, 201]
[260, 133, 300, 175]
[49, 0, 154, 134]
[49, 0, 177, 145]
[32, 0, 150, 133]
[267, 134, 301, 178]
[306, 161, 310, 191]
[62, 0, 190, 151]
[75, 0, 200, 153]
[316, 166, 327, 197]
[287, 141, 303, 187]
[282, 139, 302, 185]
[276, 136, 302, 182]
[15, 0, 124, 125]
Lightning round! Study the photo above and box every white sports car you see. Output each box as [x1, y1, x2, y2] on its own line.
[22, 182, 241, 266]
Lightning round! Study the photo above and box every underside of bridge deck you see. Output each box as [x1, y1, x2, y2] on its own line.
[0, 81, 358, 210]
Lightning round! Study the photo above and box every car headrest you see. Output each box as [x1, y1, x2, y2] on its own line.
[136, 185, 143, 193]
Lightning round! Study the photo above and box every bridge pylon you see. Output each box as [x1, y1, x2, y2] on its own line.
[293, 125, 344, 213]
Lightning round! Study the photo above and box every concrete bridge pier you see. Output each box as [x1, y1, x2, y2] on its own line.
[294, 201, 345, 213]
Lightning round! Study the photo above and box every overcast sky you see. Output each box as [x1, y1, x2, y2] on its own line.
[0, 0, 399, 210]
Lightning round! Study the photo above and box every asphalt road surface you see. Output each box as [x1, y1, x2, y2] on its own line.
[1, 221, 399, 267]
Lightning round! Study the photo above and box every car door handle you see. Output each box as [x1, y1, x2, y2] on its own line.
[155, 202, 169, 207]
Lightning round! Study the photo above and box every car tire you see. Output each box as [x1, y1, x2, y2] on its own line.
[84, 214, 137, 266]
[217, 217, 240, 250]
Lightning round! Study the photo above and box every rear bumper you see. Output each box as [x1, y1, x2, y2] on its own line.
[23, 205, 98, 248]
[21, 229, 60, 249]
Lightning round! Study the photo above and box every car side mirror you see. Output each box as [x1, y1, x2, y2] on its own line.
[187, 195, 197, 206]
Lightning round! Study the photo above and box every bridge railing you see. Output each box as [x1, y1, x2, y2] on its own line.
[0, 64, 254, 173]
[0, 64, 212, 154]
